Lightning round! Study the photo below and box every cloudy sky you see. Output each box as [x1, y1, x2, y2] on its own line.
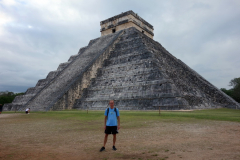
[0, 0, 240, 93]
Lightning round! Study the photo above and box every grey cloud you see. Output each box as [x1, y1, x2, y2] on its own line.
[0, 0, 240, 93]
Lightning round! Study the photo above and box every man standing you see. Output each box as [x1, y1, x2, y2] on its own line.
[100, 100, 120, 152]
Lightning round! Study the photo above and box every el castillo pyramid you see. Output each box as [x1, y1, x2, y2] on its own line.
[4, 10, 239, 111]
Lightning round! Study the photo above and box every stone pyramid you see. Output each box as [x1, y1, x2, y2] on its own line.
[4, 11, 239, 111]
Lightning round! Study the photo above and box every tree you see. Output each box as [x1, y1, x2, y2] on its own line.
[229, 78, 240, 88]
[220, 88, 234, 97]
[0, 91, 25, 105]
[229, 78, 240, 103]
[221, 77, 240, 103]
[232, 84, 240, 103]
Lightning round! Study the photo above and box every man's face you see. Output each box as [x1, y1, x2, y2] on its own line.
[109, 100, 114, 108]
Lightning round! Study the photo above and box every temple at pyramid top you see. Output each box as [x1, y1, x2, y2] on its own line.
[100, 10, 154, 39]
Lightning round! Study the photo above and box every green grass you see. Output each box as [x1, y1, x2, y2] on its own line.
[1, 108, 239, 160]
[2, 108, 240, 122]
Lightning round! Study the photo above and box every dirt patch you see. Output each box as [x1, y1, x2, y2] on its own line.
[0, 113, 23, 118]
[0, 114, 240, 160]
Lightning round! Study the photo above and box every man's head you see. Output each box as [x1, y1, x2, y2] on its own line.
[109, 100, 114, 109]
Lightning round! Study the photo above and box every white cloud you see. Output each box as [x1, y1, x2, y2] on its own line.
[0, 0, 17, 6]
[0, 12, 13, 35]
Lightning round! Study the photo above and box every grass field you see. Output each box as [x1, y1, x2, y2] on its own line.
[0, 108, 240, 160]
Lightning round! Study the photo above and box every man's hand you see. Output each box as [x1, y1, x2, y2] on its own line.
[104, 116, 107, 130]
[117, 125, 120, 130]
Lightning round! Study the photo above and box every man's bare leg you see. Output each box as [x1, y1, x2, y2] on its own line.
[113, 134, 116, 146]
[103, 134, 108, 147]
[112, 134, 117, 150]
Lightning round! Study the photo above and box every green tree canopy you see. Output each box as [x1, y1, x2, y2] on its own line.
[221, 77, 240, 103]
[229, 77, 240, 88]
[0, 91, 25, 105]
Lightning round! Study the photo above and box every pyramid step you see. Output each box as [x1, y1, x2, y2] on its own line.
[96, 68, 157, 80]
[109, 45, 146, 58]
[25, 86, 43, 94]
[85, 91, 181, 101]
[101, 59, 154, 72]
[104, 51, 152, 66]
[68, 54, 78, 62]
[78, 46, 88, 54]
[12, 94, 34, 105]
[114, 41, 143, 51]
[91, 72, 165, 88]
[88, 81, 175, 92]
[84, 82, 180, 100]
[89, 79, 173, 90]
[99, 63, 159, 78]
[46, 71, 60, 80]
[74, 97, 189, 110]
[57, 62, 71, 71]
[109, 49, 148, 61]
[36, 79, 51, 87]
[114, 36, 142, 47]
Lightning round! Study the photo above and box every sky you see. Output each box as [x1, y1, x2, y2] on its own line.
[0, 0, 240, 93]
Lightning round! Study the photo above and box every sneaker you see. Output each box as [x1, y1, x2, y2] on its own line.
[112, 146, 117, 151]
[99, 147, 105, 152]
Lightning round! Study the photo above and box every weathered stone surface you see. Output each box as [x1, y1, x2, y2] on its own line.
[72, 27, 239, 110]
[4, 46, 88, 111]
[21, 31, 123, 111]
[101, 10, 154, 39]
[4, 27, 239, 111]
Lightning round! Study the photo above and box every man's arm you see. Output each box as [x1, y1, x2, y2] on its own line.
[104, 116, 107, 130]
[117, 116, 120, 130]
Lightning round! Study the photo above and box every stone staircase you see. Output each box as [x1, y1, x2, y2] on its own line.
[73, 27, 239, 110]
[73, 28, 189, 110]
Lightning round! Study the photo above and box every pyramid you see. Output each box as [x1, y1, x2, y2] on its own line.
[4, 11, 239, 111]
